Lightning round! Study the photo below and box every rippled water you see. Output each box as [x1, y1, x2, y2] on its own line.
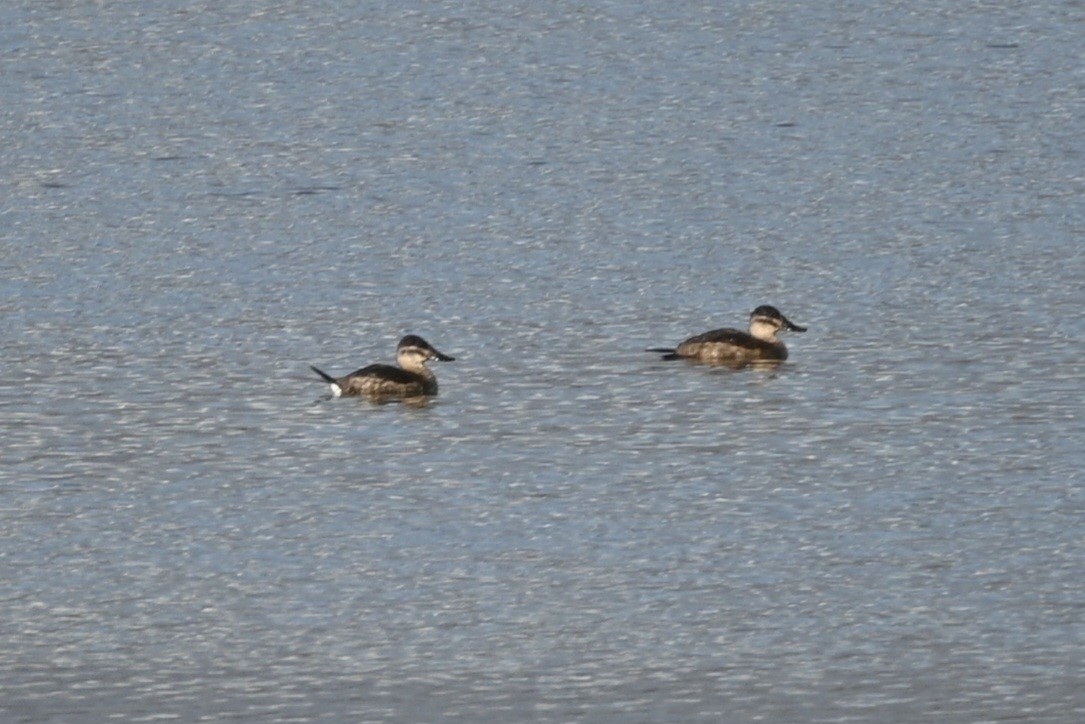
[3, 0, 1084, 721]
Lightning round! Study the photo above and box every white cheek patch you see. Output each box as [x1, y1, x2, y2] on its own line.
[749, 320, 780, 341]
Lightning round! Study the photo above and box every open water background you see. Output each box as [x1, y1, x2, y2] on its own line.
[2, 0, 1084, 721]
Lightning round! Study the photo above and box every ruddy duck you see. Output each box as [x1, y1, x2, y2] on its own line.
[310, 334, 455, 399]
[649, 305, 806, 366]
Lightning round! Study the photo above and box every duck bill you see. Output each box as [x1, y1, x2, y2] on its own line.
[432, 349, 455, 362]
[783, 316, 807, 333]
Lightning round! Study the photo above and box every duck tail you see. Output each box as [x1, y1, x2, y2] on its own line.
[309, 365, 336, 383]
[646, 348, 682, 361]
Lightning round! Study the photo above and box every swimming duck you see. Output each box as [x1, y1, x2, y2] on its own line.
[649, 305, 806, 366]
[310, 334, 454, 398]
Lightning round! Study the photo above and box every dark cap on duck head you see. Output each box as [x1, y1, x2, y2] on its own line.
[398, 334, 455, 361]
[750, 305, 807, 333]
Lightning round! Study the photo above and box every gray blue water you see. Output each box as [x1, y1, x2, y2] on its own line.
[3, 0, 1084, 721]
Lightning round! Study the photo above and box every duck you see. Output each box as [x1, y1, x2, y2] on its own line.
[310, 334, 454, 399]
[648, 305, 806, 366]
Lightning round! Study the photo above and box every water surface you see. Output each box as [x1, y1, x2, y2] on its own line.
[2, 0, 1083, 721]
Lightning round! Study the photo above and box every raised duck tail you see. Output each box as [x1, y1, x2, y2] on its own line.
[309, 365, 337, 383]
